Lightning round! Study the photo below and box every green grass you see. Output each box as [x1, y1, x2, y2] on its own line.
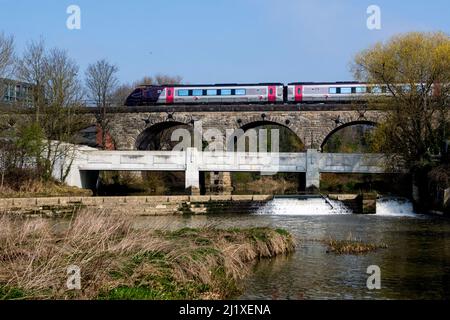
[99, 281, 212, 300]
[275, 228, 290, 236]
[0, 286, 27, 300]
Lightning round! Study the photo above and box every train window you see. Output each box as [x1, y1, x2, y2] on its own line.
[297, 88, 302, 94]
[269, 88, 274, 95]
[341, 87, 352, 94]
[207, 89, 217, 96]
[167, 89, 172, 96]
[221, 89, 232, 95]
[356, 87, 367, 93]
[381, 86, 387, 93]
[372, 86, 382, 93]
[177, 89, 189, 96]
[329, 87, 337, 94]
[402, 85, 411, 92]
[235, 89, 246, 95]
[192, 89, 203, 96]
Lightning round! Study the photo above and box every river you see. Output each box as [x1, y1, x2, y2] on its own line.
[131, 196, 450, 300]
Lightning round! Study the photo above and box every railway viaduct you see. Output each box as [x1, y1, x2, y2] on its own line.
[72, 104, 385, 194]
[93, 105, 384, 151]
[1, 104, 387, 194]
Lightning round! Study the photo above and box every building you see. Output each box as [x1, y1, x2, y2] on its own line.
[0, 78, 33, 106]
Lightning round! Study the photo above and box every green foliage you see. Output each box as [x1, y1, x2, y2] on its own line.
[323, 125, 376, 153]
[100, 281, 211, 300]
[275, 228, 290, 236]
[14, 122, 44, 158]
[0, 286, 27, 300]
[352, 32, 450, 171]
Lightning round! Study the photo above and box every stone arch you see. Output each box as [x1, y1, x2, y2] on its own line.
[231, 114, 305, 152]
[135, 119, 192, 150]
[319, 120, 378, 152]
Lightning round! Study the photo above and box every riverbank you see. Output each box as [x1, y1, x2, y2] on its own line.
[0, 195, 273, 216]
[0, 210, 295, 300]
[0, 181, 92, 198]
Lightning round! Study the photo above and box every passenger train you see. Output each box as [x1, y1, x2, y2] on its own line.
[124, 81, 426, 106]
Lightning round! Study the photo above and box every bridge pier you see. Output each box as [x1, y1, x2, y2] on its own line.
[185, 148, 201, 195]
[306, 149, 320, 189]
[208, 172, 233, 195]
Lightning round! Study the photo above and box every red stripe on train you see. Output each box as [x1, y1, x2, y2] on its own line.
[268, 86, 276, 102]
[166, 87, 174, 104]
[295, 85, 303, 102]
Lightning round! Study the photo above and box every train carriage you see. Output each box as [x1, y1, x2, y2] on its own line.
[125, 81, 412, 106]
[287, 82, 384, 103]
[125, 83, 284, 106]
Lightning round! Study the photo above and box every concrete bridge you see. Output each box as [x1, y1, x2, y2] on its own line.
[59, 146, 387, 194]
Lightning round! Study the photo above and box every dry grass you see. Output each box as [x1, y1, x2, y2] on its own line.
[0, 180, 92, 198]
[0, 210, 295, 300]
[325, 233, 387, 255]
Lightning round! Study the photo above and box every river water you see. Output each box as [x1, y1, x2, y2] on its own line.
[133, 197, 450, 300]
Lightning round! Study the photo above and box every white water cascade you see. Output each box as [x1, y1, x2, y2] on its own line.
[255, 197, 352, 216]
[376, 197, 418, 217]
[255, 196, 419, 217]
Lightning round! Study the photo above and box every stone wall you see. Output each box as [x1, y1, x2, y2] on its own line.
[0, 195, 273, 216]
[102, 109, 383, 150]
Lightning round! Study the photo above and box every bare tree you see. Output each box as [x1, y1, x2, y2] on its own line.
[0, 32, 15, 78]
[16, 42, 86, 182]
[39, 48, 86, 181]
[110, 74, 183, 106]
[85, 59, 119, 107]
[132, 73, 182, 87]
[111, 83, 133, 105]
[85, 59, 118, 149]
[154, 73, 182, 85]
[16, 39, 48, 119]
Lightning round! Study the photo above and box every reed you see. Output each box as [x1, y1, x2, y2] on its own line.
[0, 210, 295, 300]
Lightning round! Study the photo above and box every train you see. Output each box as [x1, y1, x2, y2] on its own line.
[124, 81, 396, 106]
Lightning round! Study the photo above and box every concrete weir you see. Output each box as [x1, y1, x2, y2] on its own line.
[0, 195, 274, 216]
[328, 193, 377, 214]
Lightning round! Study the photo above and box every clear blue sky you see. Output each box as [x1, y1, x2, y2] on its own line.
[0, 0, 448, 85]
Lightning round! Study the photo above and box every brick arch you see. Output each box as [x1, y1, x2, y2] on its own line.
[319, 119, 378, 152]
